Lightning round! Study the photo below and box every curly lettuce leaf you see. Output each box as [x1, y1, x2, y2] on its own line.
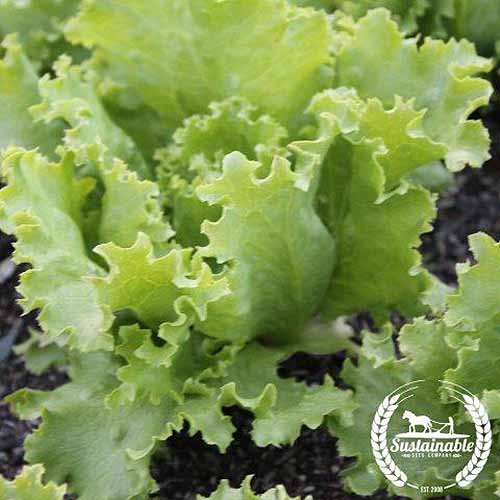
[310, 89, 437, 320]
[200, 476, 310, 500]
[157, 97, 287, 247]
[0, 35, 62, 155]
[333, 0, 430, 33]
[66, 0, 333, 131]
[31, 56, 151, 179]
[446, 233, 500, 331]
[0, 464, 66, 500]
[0, 0, 82, 67]
[196, 151, 335, 343]
[14, 328, 67, 375]
[8, 350, 236, 500]
[448, 0, 500, 56]
[98, 159, 172, 248]
[106, 324, 237, 408]
[334, 9, 492, 172]
[93, 232, 229, 330]
[217, 342, 354, 447]
[0, 149, 113, 351]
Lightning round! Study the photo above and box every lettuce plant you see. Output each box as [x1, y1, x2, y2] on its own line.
[0, 1, 497, 499]
[332, 0, 500, 56]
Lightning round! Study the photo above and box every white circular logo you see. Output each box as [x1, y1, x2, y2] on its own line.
[371, 380, 492, 494]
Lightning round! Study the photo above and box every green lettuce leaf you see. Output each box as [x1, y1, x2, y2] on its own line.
[0, 464, 67, 500]
[447, 0, 500, 56]
[14, 328, 67, 375]
[196, 151, 335, 343]
[93, 232, 229, 330]
[445, 233, 500, 331]
[30, 56, 151, 179]
[66, 0, 333, 131]
[333, 0, 430, 33]
[309, 89, 437, 320]
[0, 34, 62, 155]
[98, 159, 172, 248]
[217, 342, 354, 447]
[332, 325, 472, 498]
[334, 8, 492, 172]
[200, 476, 311, 500]
[157, 97, 287, 247]
[0, 0, 82, 68]
[7, 350, 240, 499]
[0, 149, 113, 351]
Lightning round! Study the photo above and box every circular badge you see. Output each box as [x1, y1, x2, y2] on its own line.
[371, 380, 492, 494]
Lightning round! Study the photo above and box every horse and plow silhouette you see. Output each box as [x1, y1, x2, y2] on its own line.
[397, 410, 469, 439]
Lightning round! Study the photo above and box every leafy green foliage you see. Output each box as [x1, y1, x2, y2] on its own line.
[200, 476, 311, 500]
[0, 2, 498, 499]
[333, 0, 500, 57]
[0, 464, 66, 500]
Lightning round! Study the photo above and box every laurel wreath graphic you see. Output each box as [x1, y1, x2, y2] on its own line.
[455, 393, 492, 487]
[371, 381, 492, 491]
[371, 393, 408, 488]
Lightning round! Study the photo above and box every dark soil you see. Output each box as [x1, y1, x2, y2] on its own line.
[0, 80, 498, 500]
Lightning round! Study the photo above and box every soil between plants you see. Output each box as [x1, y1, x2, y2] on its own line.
[0, 84, 498, 500]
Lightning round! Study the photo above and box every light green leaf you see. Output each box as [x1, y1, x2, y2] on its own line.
[31, 56, 151, 179]
[157, 97, 287, 247]
[107, 323, 237, 408]
[0, 464, 67, 500]
[334, 0, 431, 33]
[0, 149, 113, 351]
[446, 233, 500, 331]
[93, 232, 229, 330]
[199, 476, 311, 500]
[66, 0, 333, 131]
[309, 90, 436, 320]
[482, 391, 500, 420]
[9, 353, 179, 500]
[448, 0, 500, 56]
[334, 8, 492, 172]
[8, 351, 237, 499]
[218, 342, 355, 447]
[399, 317, 457, 379]
[445, 321, 500, 399]
[99, 159, 172, 248]
[0, 34, 62, 156]
[0, 0, 82, 67]
[14, 328, 67, 375]
[196, 151, 335, 343]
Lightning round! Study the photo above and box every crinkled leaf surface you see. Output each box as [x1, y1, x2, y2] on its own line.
[334, 9, 492, 172]
[31, 57, 151, 179]
[98, 159, 171, 248]
[14, 328, 67, 375]
[158, 97, 287, 247]
[196, 152, 335, 343]
[94, 232, 228, 330]
[7, 350, 240, 499]
[0, 35, 62, 155]
[0, 0, 81, 67]
[0, 149, 113, 351]
[334, 0, 430, 33]
[217, 342, 354, 447]
[310, 89, 436, 320]
[0, 465, 66, 500]
[446, 233, 500, 330]
[447, 0, 500, 56]
[200, 476, 310, 500]
[66, 0, 333, 130]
